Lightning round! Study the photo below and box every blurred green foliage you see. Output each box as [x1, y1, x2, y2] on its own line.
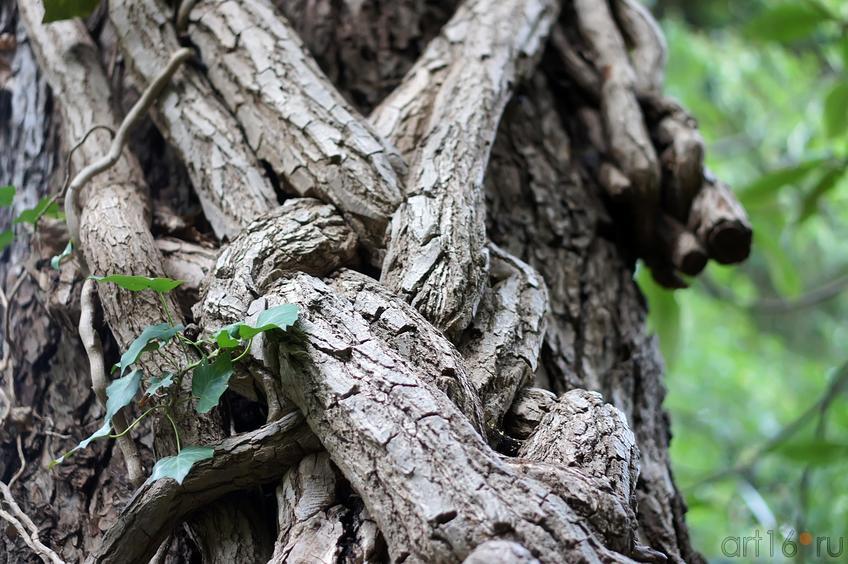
[639, 0, 848, 560]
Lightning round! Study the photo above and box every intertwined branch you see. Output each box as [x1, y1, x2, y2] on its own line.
[6, 0, 755, 562]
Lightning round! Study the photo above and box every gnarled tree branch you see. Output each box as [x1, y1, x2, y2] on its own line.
[108, 0, 279, 239]
[372, 0, 560, 335]
[87, 412, 321, 564]
[186, 0, 404, 257]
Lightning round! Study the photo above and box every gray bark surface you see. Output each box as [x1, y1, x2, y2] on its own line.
[108, 0, 279, 240]
[188, 0, 404, 258]
[373, 0, 559, 336]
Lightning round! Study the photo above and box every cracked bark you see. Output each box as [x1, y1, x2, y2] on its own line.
[14, 3, 273, 562]
[372, 0, 560, 335]
[264, 272, 637, 563]
[485, 74, 703, 562]
[187, 0, 404, 258]
[108, 0, 279, 240]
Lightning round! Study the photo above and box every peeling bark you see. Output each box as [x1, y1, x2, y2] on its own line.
[270, 452, 342, 563]
[486, 74, 702, 562]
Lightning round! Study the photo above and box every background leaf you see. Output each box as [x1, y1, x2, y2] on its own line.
[13, 196, 63, 225]
[774, 439, 848, 466]
[115, 323, 183, 375]
[150, 446, 214, 484]
[744, 2, 832, 43]
[740, 158, 829, 207]
[824, 81, 848, 139]
[797, 167, 847, 223]
[90, 274, 183, 293]
[637, 268, 682, 366]
[192, 352, 234, 414]
[42, 0, 101, 23]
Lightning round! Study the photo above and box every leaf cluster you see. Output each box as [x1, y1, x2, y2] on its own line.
[51, 274, 299, 484]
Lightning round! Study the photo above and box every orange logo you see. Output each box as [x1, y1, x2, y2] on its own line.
[799, 532, 813, 546]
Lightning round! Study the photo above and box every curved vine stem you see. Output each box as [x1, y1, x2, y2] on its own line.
[164, 410, 181, 452]
[64, 47, 193, 249]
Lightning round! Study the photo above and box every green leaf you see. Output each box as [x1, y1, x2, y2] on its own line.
[212, 323, 243, 349]
[745, 2, 833, 43]
[50, 241, 74, 270]
[192, 352, 233, 414]
[211, 304, 300, 349]
[824, 81, 848, 139]
[14, 196, 63, 225]
[0, 230, 13, 252]
[150, 446, 214, 484]
[90, 274, 183, 293]
[0, 185, 15, 207]
[103, 369, 142, 421]
[841, 35, 848, 70]
[115, 323, 184, 375]
[755, 222, 802, 298]
[42, 0, 101, 23]
[740, 158, 829, 207]
[146, 372, 175, 396]
[50, 370, 142, 466]
[797, 167, 847, 223]
[245, 304, 300, 338]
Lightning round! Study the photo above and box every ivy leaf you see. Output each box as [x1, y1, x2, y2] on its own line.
[50, 370, 142, 467]
[115, 323, 184, 375]
[0, 230, 13, 252]
[42, 0, 101, 23]
[150, 446, 214, 484]
[745, 2, 833, 43]
[50, 241, 74, 270]
[798, 167, 847, 224]
[146, 372, 175, 396]
[103, 369, 143, 421]
[14, 196, 63, 225]
[90, 274, 183, 293]
[242, 304, 300, 339]
[824, 81, 848, 139]
[211, 304, 300, 348]
[0, 185, 15, 207]
[192, 352, 233, 414]
[212, 323, 243, 349]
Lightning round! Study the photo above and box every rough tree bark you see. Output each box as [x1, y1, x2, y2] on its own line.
[0, 0, 752, 563]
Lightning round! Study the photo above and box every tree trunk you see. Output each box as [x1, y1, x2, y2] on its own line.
[0, 0, 752, 562]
